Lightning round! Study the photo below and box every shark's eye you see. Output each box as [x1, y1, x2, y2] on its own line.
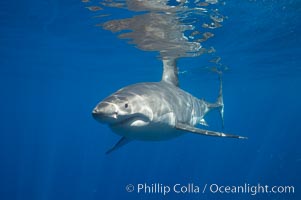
[124, 103, 128, 108]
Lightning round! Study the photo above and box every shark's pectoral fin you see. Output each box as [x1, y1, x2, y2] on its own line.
[106, 136, 131, 154]
[175, 122, 247, 139]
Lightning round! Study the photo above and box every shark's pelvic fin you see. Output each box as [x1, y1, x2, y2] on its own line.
[161, 57, 179, 87]
[106, 136, 131, 154]
[175, 122, 247, 139]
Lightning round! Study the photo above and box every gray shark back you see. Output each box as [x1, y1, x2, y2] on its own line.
[114, 81, 207, 127]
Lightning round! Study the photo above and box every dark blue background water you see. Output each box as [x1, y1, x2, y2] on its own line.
[1, 0, 300, 200]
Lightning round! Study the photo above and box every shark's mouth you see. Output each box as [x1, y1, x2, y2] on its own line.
[111, 114, 150, 127]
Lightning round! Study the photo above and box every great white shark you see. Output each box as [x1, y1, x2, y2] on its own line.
[92, 58, 247, 154]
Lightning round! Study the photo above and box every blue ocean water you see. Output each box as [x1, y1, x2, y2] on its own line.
[0, 0, 300, 200]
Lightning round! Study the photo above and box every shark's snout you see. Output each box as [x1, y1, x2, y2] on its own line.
[92, 107, 103, 120]
[92, 108, 107, 119]
[92, 108, 98, 115]
[92, 102, 119, 124]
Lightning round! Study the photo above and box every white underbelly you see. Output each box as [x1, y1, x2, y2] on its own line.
[111, 121, 183, 141]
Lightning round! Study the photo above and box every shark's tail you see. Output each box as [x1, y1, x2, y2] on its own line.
[207, 69, 224, 128]
[216, 72, 224, 128]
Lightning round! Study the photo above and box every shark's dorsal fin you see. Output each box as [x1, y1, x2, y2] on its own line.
[161, 58, 179, 87]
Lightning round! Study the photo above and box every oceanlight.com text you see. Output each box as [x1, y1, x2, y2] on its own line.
[207, 183, 295, 196]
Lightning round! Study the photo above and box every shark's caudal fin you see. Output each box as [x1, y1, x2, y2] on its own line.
[207, 70, 224, 128]
[217, 72, 224, 128]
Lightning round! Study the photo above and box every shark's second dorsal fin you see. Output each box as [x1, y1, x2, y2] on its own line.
[161, 58, 179, 87]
